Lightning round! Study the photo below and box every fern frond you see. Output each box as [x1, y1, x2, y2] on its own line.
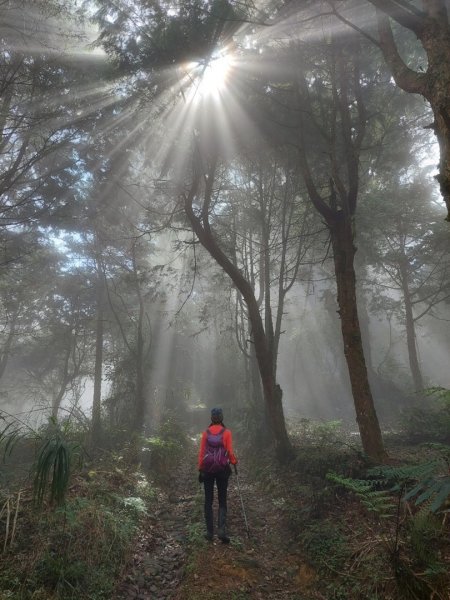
[423, 386, 450, 401]
[368, 461, 441, 483]
[326, 472, 396, 518]
[370, 458, 450, 514]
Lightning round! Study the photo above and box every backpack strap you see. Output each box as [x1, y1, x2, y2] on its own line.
[206, 427, 225, 435]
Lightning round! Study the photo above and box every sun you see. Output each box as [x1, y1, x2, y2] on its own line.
[187, 51, 233, 99]
[200, 53, 231, 94]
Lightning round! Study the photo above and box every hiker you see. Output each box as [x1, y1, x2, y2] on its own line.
[198, 407, 238, 543]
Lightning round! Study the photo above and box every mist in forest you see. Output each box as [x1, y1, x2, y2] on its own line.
[2, 2, 450, 599]
[1, 0, 450, 456]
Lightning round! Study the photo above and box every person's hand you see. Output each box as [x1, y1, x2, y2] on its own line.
[198, 471, 205, 483]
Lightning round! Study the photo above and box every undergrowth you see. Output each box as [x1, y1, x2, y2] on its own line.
[0, 413, 185, 600]
[0, 450, 155, 599]
[251, 418, 450, 600]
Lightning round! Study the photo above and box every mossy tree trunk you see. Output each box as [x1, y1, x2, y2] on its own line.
[369, 0, 450, 219]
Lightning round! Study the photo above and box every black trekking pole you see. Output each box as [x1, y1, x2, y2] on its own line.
[234, 465, 250, 538]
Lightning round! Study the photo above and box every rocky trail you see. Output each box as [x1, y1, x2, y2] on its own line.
[114, 458, 318, 600]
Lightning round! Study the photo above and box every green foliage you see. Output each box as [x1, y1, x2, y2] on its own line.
[408, 512, 444, 568]
[328, 444, 450, 518]
[291, 418, 345, 446]
[326, 472, 396, 518]
[290, 420, 365, 485]
[143, 413, 189, 479]
[33, 419, 83, 507]
[93, 0, 241, 72]
[122, 496, 147, 515]
[301, 520, 349, 572]
[326, 450, 450, 598]
[186, 521, 207, 547]
[36, 552, 86, 590]
[0, 416, 23, 461]
[369, 448, 450, 514]
[0, 453, 147, 600]
[401, 387, 450, 442]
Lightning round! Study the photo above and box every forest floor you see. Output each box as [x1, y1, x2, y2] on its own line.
[1, 424, 449, 600]
[114, 456, 317, 600]
[111, 438, 450, 600]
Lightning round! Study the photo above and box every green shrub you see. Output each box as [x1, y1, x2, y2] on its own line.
[301, 520, 349, 572]
[36, 552, 86, 589]
[401, 387, 450, 442]
[142, 413, 189, 478]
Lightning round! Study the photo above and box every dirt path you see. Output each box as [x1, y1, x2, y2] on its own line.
[113, 466, 195, 600]
[114, 458, 318, 600]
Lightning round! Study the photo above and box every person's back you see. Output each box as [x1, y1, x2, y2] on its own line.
[198, 408, 237, 542]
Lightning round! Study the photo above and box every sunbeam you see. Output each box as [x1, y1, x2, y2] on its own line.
[185, 50, 234, 100]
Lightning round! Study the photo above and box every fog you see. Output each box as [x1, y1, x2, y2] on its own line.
[1, 0, 450, 456]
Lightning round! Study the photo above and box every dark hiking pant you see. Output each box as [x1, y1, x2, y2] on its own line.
[203, 468, 230, 537]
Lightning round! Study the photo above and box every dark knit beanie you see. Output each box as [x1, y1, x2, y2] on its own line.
[211, 407, 223, 423]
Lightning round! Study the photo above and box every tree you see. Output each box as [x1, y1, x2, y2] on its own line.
[91, 0, 297, 458]
[320, 0, 450, 219]
[257, 37, 387, 460]
[361, 179, 450, 393]
[366, 0, 450, 219]
[226, 153, 317, 438]
[183, 147, 293, 460]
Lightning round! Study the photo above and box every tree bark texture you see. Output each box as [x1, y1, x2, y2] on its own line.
[0, 313, 17, 380]
[398, 257, 424, 392]
[249, 332, 272, 443]
[330, 218, 386, 462]
[373, 1, 450, 219]
[91, 287, 104, 445]
[91, 246, 105, 444]
[132, 245, 147, 432]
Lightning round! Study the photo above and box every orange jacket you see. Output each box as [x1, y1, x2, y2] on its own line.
[198, 424, 238, 470]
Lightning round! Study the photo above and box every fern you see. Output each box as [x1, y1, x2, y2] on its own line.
[326, 472, 396, 518]
[405, 476, 450, 513]
[369, 457, 450, 514]
[423, 386, 450, 401]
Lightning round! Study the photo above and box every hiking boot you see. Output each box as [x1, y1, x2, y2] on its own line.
[218, 507, 230, 543]
[205, 503, 214, 541]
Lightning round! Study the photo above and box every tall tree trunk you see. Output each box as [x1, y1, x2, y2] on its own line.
[296, 43, 386, 462]
[331, 217, 386, 462]
[355, 281, 375, 380]
[52, 337, 73, 421]
[91, 280, 104, 445]
[0, 313, 17, 380]
[134, 318, 146, 431]
[249, 332, 271, 445]
[184, 172, 293, 461]
[133, 243, 147, 432]
[91, 241, 105, 444]
[398, 258, 424, 393]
